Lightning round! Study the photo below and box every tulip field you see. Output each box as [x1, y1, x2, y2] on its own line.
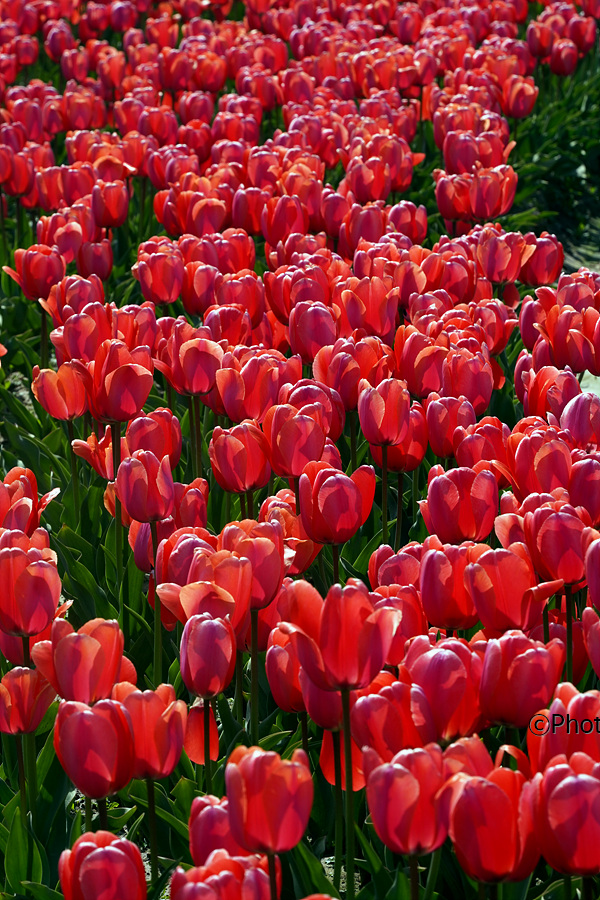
[2, 0, 600, 897]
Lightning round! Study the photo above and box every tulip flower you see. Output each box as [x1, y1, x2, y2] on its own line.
[31, 362, 88, 420]
[126, 409, 182, 470]
[189, 796, 249, 866]
[180, 613, 237, 700]
[0, 667, 56, 735]
[363, 744, 447, 858]
[0, 542, 61, 637]
[54, 699, 135, 799]
[225, 746, 313, 854]
[31, 617, 132, 703]
[116, 451, 175, 524]
[527, 685, 600, 773]
[532, 754, 600, 875]
[209, 421, 271, 495]
[59, 832, 146, 900]
[77, 339, 154, 424]
[479, 631, 565, 728]
[441, 768, 539, 882]
[419, 464, 498, 545]
[420, 542, 484, 631]
[351, 680, 436, 762]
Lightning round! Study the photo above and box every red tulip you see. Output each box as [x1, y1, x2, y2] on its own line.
[91, 180, 129, 229]
[263, 404, 326, 479]
[126, 409, 182, 470]
[351, 680, 436, 761]
[425, 393, 476, 459]
[78, 339, 154, 423]
[420, 541, 483, 630]
[0, 467, 59, 535]
[116, 451, 174, 523]
[0, 668, 56, 734]
[225, 746, 313, 854]
[59, 832, 146, 900]
[180, 613, 236, 698]
[31, 617, 133, 703]
[465, 543, 562, 632]
[479, 631, 565, 728]
[357, 378, 410, 447]
[54, 699, 135, 798]
[419, 464, 498, 545]
[189, 796, 249, 865]
[402, 636, 485, 742]
[527, 685, 600, 773]
[32, 362, 88, 420]
[111, 682, 186, 780]
[441, 768, 539, 882]
[219, 519, 285, 612]
[363, 743, 447, 857]
[209, 421, 271, 493]
[266, 628, 304, 714]
[299, 461, 376, 545]
[0, 542, 61, 636]
[4, 243, 66, 300]
[532, 754, 600, 875]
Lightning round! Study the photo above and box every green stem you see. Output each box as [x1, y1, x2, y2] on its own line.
[300, 711, 309, 760]
[138, 176, 147, 246]
[332, 544, 340, 585]
[98, 797, 109, 831]
[192, 395, 203, 481]
[543, 603, 550, 644]
[381, 445, 388, 545]
[204, 700, 212, 793]
[67, 420, 80, 529]
[563, 875, 571, 900]
[294, 477, 301, 517]
[251, 608, 259, 745]
[111, 421, 123, 622]
[40, 307, 48, 370]
[409, 856, 419, 900]
[412, 467, 418, 524]
[395, 470, 403, 551]
[235, 651, 244, 725]
[423, 848, 442, 900]
[23, 732, 37, 833]
[341, 688, 355, 900]
[15, 736, 27, 828]
[349, 412, 357, 471]
[565, 586, 573, 683]
[268, 852, 278, 900]
[85, 797, 92, 833]
[582, 877, 594, 900]
[188, 396, 197, 480]
[332, 728, 343, 892]
[21, 636, 31, 669]
[150, 520, 162, 686]
[240, 490, 247, 519]
[146, 778, 158, 883]
[246, 489, 254, 519]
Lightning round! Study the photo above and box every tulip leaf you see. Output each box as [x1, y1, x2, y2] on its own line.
[20, 886, 63, 900]
[288, 840, 340, 899]
[127, 784, 189, 841]
[354, 825, 393, 899]
[4, 809, 43, 895]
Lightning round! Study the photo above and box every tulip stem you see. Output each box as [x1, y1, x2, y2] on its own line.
[565, 586, 574, 683]
[15, 736, 27, 828]
[23, 732, 38, 833]
[192, 395, 203, 481]
[250, 608, 259, 745]
[395, 471, 403, 551]
[21, 636, 31, 669]
[423, 847, 442, 900]
[111, 421, 123, 621]
[294, 477, 301, 517]
[235, 651, 244, 724]
[204, 700, 212, 794]
[98, 797, 109, 831]
[85, 797, 92, 833]
[40, 307, 48, 370]
[268, 852, 278, 900]
[381, 445, 388, 544]
[409, 856, 419, 900]
[341, 688, 355, 900]
[67, 420, 80, 529]
[349, 412, 357, 471]
[150, 520, 162, 686]
[412, 468, 418, 523]
[332, 728, 344, 892]
[246, 490, 254, 519]
[543, 604, 550, 644]
[563, 875, 571, 900]
[300, 711, 309, 761]
[240, 491, 247, 519]
[582, 877, 594, 900]
[188, 396, 197, 479]
[146, 778, 159, 884]
[332, 544, 340, 585]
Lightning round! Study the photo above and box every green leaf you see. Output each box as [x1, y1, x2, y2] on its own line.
[20, 886, 63, 900]
[354, 825, 393, 899]
[288, 840, 340, 899]
[5, 809, 43, 894]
